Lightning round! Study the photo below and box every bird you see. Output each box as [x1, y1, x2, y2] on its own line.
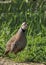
[4, 22, 27, 55]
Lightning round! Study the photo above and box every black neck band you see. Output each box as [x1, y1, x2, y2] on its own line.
[21, 28, 25, 32]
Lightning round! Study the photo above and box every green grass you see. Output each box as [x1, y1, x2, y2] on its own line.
[0, 0, 46, 63]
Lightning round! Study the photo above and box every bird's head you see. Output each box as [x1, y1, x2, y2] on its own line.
[21, 22, 27, 30]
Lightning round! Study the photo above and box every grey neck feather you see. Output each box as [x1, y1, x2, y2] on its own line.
[17, 28, 25, 35]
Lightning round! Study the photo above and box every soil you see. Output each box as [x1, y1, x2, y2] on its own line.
[0, 57, 45, 65]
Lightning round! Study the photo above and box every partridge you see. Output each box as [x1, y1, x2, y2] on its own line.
[4, 22, 27, 55]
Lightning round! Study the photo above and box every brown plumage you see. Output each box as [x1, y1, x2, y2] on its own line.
[4, 22, 27, 55]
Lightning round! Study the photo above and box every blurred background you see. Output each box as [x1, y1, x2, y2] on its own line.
[0, 0, 46, 63]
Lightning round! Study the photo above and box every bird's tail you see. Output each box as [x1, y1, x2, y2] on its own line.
[2, 50, 9, 57]
[4, 50, 9, 55]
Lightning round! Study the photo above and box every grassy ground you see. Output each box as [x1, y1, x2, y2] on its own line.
[0, 0, 46, 63]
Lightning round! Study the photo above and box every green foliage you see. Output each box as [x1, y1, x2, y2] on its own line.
[0, 0, 46, 63]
